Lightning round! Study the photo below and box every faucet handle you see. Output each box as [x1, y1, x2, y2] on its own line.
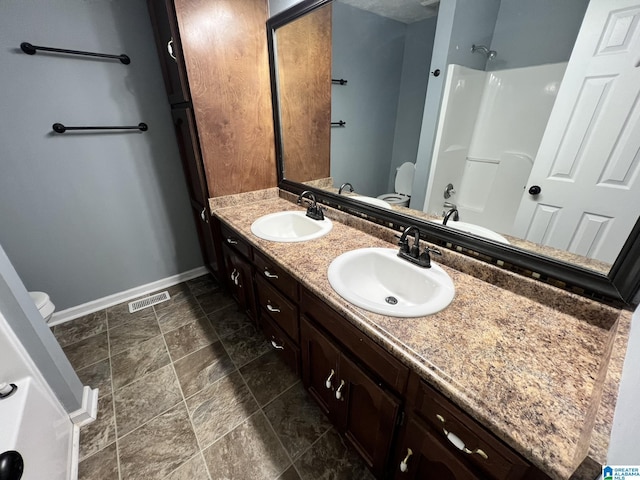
[395, 234, 410, 253]
[427, 246, 442, 256]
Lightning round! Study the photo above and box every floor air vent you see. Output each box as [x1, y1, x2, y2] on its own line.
[128, 291, 170, 313]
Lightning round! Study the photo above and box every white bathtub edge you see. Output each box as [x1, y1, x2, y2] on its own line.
[69, 424, 80, 480]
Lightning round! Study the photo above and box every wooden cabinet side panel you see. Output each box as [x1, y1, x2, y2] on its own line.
[276, 3, 332, 183]
[174, 0, 277, 197]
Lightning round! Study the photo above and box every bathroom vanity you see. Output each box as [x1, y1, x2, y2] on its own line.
[209, 190, 630, 480]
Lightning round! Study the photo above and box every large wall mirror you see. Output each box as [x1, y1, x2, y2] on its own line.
[267, 0, 640, 305]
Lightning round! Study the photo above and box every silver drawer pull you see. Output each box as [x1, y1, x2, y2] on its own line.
[266, 303, 280, 313]
[270, 339, 284, 350]
[325, 369, 335, 389]
[436, 414, 488, 460]
[226, 238, 238, 245]
[264, 269, 278, 279]
[335, 380, 345, 400]
[167, 38, 176, 61]
[400, 448, 413, 473]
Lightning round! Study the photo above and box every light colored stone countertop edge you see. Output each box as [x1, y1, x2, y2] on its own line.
[211, 194, 628, 480]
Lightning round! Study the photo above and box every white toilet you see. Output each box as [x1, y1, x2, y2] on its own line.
[377, 162, 415, 207]
[29, 291, 55, 323]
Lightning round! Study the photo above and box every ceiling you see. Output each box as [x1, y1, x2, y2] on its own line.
[338, 0, 439, 24]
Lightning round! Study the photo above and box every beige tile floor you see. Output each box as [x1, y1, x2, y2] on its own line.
[54, 274, 374, 480]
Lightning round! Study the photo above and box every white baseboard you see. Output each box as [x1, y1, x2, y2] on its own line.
[49, 266, 209, 326]
[69, 386, 99, 428]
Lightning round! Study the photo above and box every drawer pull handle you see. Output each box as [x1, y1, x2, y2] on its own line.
[230, 269, 239, 285]
[266, 303, 281, 313]
[226, 238, 238, 245]
[167, 38, 177, 61]
[436, 414, 489, 460]
[264, 269, 279, 279]
[335, 380, 345, 400]
[325, 369, 335, 389]
[270, 339, 284, 350]
[400, 448, 413, 473]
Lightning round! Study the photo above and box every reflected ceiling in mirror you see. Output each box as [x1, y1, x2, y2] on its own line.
[268, 0, 640, 304]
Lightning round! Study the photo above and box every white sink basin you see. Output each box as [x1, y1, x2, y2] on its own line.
[251, 211, 333, 242]
[437, 220, 510, 244]
[351, 196, 391, 209]
[328, 248, 455, 317]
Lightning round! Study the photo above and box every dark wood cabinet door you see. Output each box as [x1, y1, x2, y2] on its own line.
[171, 107, 207, 207]
[394, 415, 479, 480]
[222, 244, 255, 321]
[190, 199, 219, 278]
[146, 0, 190, 104]
[300, 316, 340, 418]
[337, 354, 400, 478]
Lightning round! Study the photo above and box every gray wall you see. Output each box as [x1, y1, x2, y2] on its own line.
[0, 245, 83, 412]
[0, 0, 203, 310]
[269, 0, 301, 17]
[487, 0, 589, 71]
[331, 2, 406, 197]
[448, 0, 500, 70]
[388, 17, 437, 193]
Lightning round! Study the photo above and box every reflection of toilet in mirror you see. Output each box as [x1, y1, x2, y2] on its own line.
[377, 162, 415, 207]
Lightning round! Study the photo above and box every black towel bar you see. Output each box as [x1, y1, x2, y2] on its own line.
[21, 42, 130, 64]
[52, 123, 148, 133]
[331, 121, 346, 127]
[331, 78, 348, 85]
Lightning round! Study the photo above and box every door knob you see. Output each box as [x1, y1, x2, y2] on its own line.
[528, 185, 541, 195]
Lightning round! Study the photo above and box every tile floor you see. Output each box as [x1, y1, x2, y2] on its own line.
[54, 274, 374, 480]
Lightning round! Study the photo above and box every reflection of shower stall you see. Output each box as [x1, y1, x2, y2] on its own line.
[424, 62, 567, 236]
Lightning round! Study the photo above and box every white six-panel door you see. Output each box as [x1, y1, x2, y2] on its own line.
[512, 0, 640, 264]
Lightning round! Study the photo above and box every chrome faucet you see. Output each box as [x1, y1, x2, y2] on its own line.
[443, 206, 459, 225]
[297, 190, 325, 221]
[397, 225, 441, 268]
[338, 182, 354, 195]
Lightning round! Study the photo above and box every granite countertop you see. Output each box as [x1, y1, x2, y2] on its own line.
[210, 190, 630, 480]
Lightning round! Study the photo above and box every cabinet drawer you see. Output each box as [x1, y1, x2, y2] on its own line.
[301, 288, 409, 394]
[220, 223, 252, 259]
[253, 250, 298, 301]
[255, 275, 298, 343]
[410, 378, 529, 480]
[259, 311, 300, 377]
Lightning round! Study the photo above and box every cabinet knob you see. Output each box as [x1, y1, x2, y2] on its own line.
[200, 208, 208, 223]
[325, 369, 335, 389]
[400, 448, 413, 473]
[436, 414, 489, 460]
[335, 380, 345, 400]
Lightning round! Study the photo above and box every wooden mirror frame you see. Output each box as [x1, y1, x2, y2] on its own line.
[266, 0, 640, 307]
